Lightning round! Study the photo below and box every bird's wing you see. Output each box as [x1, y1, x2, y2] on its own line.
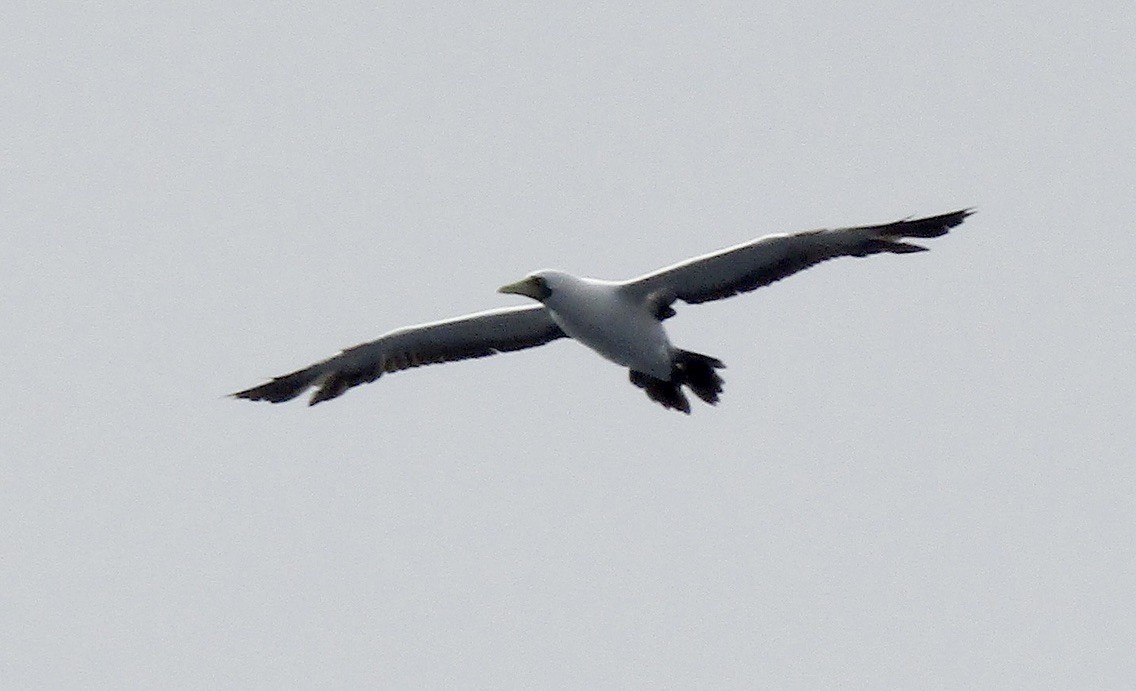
[625, 209, 972, 305]
[232, 304, 566, 405]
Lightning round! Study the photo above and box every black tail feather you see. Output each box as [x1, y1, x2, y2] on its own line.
[629, 349, 726, 413]
[630, 369, 691, 414]
[675, 350, 726, 404]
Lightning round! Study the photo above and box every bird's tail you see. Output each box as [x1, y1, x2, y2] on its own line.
[674, 350, 726, 405]
[629, 349, 726, 414]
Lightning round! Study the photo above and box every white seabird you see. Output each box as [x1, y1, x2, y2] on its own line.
[232, 209, 971, 413]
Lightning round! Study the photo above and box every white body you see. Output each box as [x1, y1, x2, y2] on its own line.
[541, 275, 674, 380]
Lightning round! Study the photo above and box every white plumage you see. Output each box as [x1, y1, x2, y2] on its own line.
[233, 209, 971, 413]
[532, 272, 674, 380]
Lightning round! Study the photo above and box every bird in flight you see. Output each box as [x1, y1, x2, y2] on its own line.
[232, 209, 971, 413]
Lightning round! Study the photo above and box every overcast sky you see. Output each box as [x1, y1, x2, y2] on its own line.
[3, 2, 1134, 687]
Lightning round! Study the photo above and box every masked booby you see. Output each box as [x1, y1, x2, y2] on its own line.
[232, 209, 971, 413]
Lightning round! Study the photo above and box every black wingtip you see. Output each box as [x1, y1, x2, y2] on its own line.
[230, 366, 321, 404]
[889, 208, 974, 239]
[944, 207, 976, 226]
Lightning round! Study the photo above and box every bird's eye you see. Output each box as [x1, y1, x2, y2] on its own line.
[533, 277, 552, 299]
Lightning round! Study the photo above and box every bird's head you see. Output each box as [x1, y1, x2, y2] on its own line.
[497, 270, 558, 302]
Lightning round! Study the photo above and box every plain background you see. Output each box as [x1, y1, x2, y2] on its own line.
[3, 2, 1134, 687]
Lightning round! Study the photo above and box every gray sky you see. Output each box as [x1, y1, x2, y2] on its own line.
[3, 2, 1134, 687]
